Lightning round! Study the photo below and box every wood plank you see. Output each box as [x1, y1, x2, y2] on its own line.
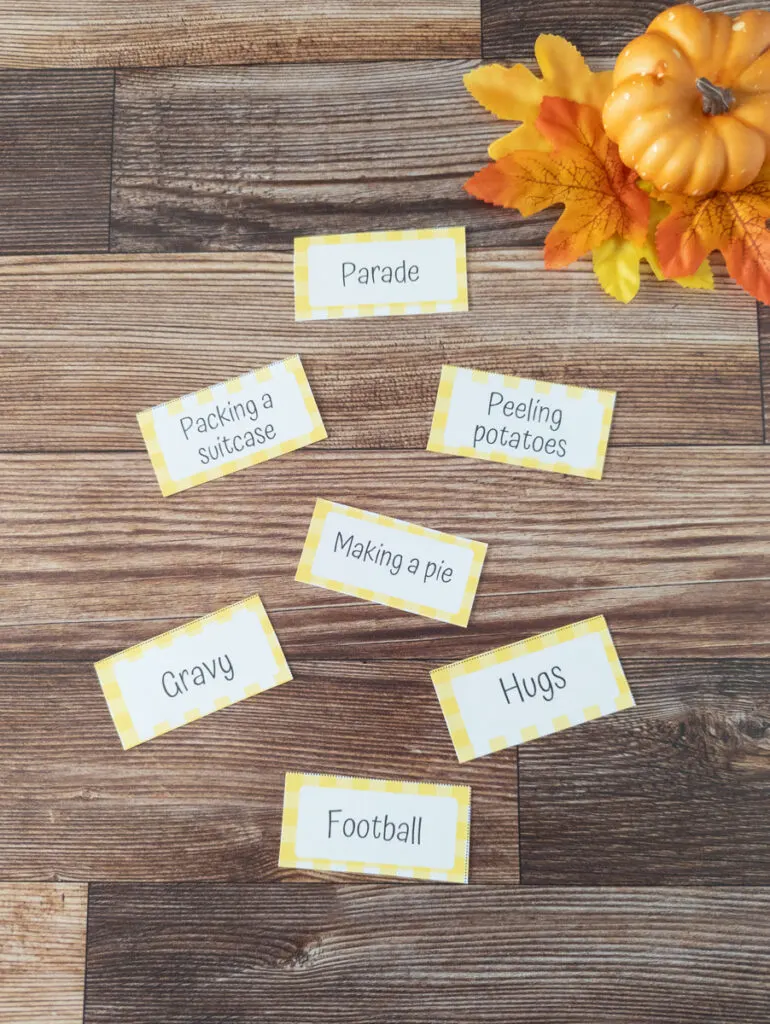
[84, 885, 770, 1024]
[111, 63, 546, 251]
[0, 447, 768, 636]
[0, 253, 761, 449]
[0, 660, 516, 883]
[3, 578, 770, 661]
[0, 883, 87, 1024]
[759, 302, 769, 442]
[519, 659, 770, 885]
[0, 3, 480, 68]
[481, 1, 750, 62]
[0, 72, 112, 254]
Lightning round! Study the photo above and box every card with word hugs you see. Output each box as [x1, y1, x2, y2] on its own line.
[295, 499, 487, 626]
[94, 595, 291, 749]
[428, 365, 616, 480]
[137, 355, 326, 496]
[294, 227, 468, 320]
[279, 772, 471, 883]
[431, 616, 634, 762]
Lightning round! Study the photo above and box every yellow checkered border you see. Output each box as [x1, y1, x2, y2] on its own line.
[293, 227, 468, 321]
[137, 355, 327, 497]
[295, 498, 487, 627]
[427, 364, 616, 481]
[278, 772, 471, 884]
[431, 615, 634, 762]
[94, 594, 292, 751]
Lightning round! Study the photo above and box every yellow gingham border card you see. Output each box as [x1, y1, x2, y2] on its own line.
[278, 772, 471, 883]
[431, 616, 634, 762]
[137, 355, 327, 497]
[94, 595, 292, 750]
[294, 227, 468, 321]
[295, 499, 487, 627]
[427, 365, 616, 480]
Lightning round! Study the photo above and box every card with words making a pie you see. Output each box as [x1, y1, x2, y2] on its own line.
[295, 499, 487, 627]
[94, 595, 292, 749]
[431, 616, 634, 762]
[137, 355, 326, 496]
[279, 772, 471, 883]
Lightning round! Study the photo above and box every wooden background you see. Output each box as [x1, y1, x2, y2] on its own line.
[0, 2, 768, 1022]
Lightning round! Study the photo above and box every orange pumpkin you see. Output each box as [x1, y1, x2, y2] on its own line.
[602, 4, 770, 195]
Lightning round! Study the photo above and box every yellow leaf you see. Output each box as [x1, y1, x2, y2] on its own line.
[644, 243, 714, 290]
[592, 197, 714, 303]
[592, 237, 642, 303]
[464, 35, 613, 160]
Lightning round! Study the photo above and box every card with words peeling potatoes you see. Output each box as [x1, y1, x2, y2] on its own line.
[427, 365, 616, 480]
[294, 227, 468, 321]
[279, 773, 471, 883]
[137, 355, 327, 496]
[94, 595, 292, 750]
[431, 616, 634, 763]
[295, 499, 487, 627]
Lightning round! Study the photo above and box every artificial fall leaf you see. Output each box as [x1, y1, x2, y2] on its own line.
[655, 169, 770, 304]
[465, 98, 649, 269]
[464, 35, 613, 160]
[592, 198, 714, 304]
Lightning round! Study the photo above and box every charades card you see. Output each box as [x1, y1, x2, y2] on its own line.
[137, 356, 326, 496]
[294, 227, 468, 320]
[279, 772, 471, 883]
[94, 595, 291, 749]
[295, 499, 487, 627]
[431, 616, 634, 762]
[427, 365, 616, 480]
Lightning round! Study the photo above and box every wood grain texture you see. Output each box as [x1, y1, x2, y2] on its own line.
[482, 0, 751, 61]
[0, 253, 761, 449]
[111, 63, 548, 251]
[0, 72, 112, 254]
[0, 883, 87, 1024]
[0, 447, 768, 636]
[84, 885, 770, 1024]
[3, 578, 770, 662]
[0, 659, 516, 882]
[0, 2, 480, 68]
[519, 659, 770, 885]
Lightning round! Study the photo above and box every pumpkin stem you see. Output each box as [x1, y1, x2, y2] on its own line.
[696, 77, 734, 116]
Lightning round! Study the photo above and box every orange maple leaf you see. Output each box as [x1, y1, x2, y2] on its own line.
[465, 98, 649, 268]
[655, 170, 770, 304]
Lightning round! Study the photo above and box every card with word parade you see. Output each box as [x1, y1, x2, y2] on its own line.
[294, 227, 468, 320]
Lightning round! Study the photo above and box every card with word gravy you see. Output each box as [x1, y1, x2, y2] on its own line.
[137, 355, 326, 496]
[427, 365, 616, 480]
[94, 595, 291, 750]
[294, 227, 468, 321]
[279, 772, 471, 883]
[295, 499, 487, 627]
[431, 616, 634, 762]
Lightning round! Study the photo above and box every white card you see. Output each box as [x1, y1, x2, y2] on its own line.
[137, 356, 326, 496]
[431, 616, 634, 762]
[279, 772, 471, 883]
[95, 595, 292, 749]
[295, 499, 487, 626]
[294, 228, 468, 320]
[427, 365, 616, 479]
